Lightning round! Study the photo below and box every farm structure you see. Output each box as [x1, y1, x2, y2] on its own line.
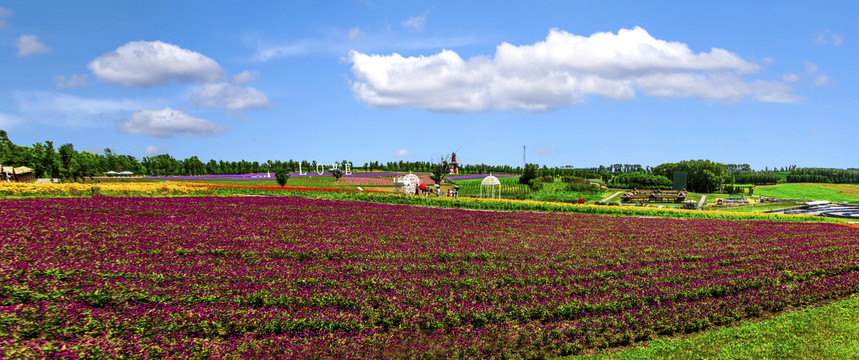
[393, 173, 421, 195]
[621, 188, 688, 203]
[1, 166, 34, 182]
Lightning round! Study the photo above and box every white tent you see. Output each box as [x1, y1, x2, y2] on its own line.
[480, 174, 501, 198]
[105, 171, 118, 176]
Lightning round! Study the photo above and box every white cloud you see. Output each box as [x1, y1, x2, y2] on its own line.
[348, 27, 365, 40]
[12, 90, 159, 127]
[232, 70, 259, 84]
[118, 107, 225, 138]
[88, 41, 225, 87]
[0, 6, 12, 28]
[804, 61, 819, 74]
[401, 14, 427, 32]
[394, 149, 413, 157]
[782, 74, 800, 82]
[534, 144, 559, 155]
[190, 82, 270, 110]
[815, 30, 843, 47]
[54, 74, 90, 89]
[635, 72, 800, 103]
[16, 35, 51, 57]
[243, 29, 478, 62]
[349, 27, 795, 112]
[813, 75, 832, 87]
[0, 113, 22, 128]
[144, 145, 168, 156]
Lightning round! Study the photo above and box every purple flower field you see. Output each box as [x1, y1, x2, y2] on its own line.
[148, 172, 404, 180]
[446, 174, 519, 181]
[2, 197, 858, 358]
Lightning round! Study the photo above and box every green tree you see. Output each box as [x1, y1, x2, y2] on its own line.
[332, 168, 343, 181]
[519, 163, 539, 184]
[68, 157, 81, 182]
[429, 157, 450, 185]
[275, 169, 289, 187]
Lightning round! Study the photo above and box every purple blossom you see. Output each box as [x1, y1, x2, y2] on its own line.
[1, 196, 857, 358]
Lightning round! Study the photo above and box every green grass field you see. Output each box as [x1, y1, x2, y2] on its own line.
[567, 294, 859, 360]
[755, 183, 859, 204]
[716, 201, 803, 213]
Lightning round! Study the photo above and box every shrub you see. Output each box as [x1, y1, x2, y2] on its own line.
[541, 176, 554, 183]
[566, 181, 601, 194]
[527, 178, 542, 191]
[275, 170, 290, 187]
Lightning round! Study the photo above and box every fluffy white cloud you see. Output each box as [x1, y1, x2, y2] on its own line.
[635, 72, 800, 103]
[54, 74, 90, 89]
[117, 108, 225, 138]
[401, 14, 427, 32]
[394, 149, 413, 157]
[349, 27, 798, 112]
[190, 82, 270, 110]
[88, 41, 225, 87]
[144, 145, 168, 156]
[16, 35, 51, 57]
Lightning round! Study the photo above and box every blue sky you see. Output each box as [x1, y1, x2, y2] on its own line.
[0, 1, 855, 170]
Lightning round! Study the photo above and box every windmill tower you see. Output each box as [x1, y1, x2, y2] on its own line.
[448, 146, 461, 174]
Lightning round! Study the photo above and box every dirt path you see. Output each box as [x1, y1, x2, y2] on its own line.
[600, 191, 622, 203]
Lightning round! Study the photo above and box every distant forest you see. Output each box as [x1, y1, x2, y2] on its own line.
[1, 130, 855, 184]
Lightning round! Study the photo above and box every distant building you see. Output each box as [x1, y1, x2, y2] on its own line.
[1, 166, 35, 182]
[449, 152, 460, 174]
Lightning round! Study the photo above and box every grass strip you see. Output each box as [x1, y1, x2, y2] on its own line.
[568, 294, 859, 360]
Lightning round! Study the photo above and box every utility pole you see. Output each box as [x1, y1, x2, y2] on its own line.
[523, 146, 526, 168]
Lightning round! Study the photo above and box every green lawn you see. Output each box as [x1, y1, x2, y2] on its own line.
[756, 183, 859, 204]
[567, 294, 859, 360]
[717, 202, 804, 213]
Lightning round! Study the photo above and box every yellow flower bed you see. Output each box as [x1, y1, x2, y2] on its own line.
[344, 192, 825, 223]
[0, 182, 211, 196]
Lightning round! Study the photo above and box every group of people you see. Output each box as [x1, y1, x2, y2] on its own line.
[414, 183, 458, 197]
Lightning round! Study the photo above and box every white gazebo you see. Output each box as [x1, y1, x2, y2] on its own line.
[480, 174, 501, 198]
[394, 172, 422, 195]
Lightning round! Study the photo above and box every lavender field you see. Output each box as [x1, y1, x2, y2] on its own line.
[2, 197, 858, 358]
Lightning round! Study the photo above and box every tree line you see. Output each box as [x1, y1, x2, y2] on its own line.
[786, 168, 859, 184]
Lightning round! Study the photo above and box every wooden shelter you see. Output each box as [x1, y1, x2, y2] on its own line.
[621, 188, 688, 203]
[1, 166, 35, 182]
